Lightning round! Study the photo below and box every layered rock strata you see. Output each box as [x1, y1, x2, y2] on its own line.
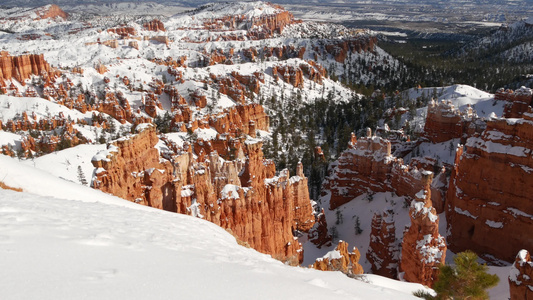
[400, 172, 446, 287]
[92, 125, 315, 263]
[446, 111, 533, 262]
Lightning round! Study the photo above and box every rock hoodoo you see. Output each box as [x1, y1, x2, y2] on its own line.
[91, 124, 315, 263]
[143, 19, 166, 31]
[367, 209, 399, 279]
[509, 250, 533, 300]
[400, 171, 446, 287]
[446, 111, 533, 262]
[322, 132, 447, 211]
[495, 87, 533, 118]
[423, 99, 481, 144]
[0, 51, 51, 83]
[308, 208, 333, 248]
[312, 240, 364, 276]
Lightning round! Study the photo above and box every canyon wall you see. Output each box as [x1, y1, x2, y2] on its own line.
[446, 111, 533, 262]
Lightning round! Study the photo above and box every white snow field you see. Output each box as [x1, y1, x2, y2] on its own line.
[0, 154, 428, 300]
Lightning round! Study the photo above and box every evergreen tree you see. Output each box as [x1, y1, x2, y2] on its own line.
[77, 165, 88, 186]
[414, 251, 499, 300]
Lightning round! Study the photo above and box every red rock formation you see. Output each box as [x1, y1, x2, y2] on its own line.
[509, 250, 533, 300]
[153, 56, 187, 68]
[190, 89, 207, 108]
[143, 93, 162, 118]
[400, 172, 446, 287]
[312, 241, 364, 276]
[324, 36, 377, 63]
[102, 39, 119, 48]
[323, 131, 392, 210]
[95, 63, 108, 74]
[94, 92, 133, 124]
[0, 52, 51, 83]
[308, 208, 332, 248]
[300, 61, 326, 84]
[92, 125, 315, 263]
[496, 87, 533, 118]
[367, 209, 399, 278]
[150, 36, 170, 46]
[34, 4, 68, 20]
[143, 19, 166, 31]
[272, 65, 304, 88]
[108, 26, 137, 37]
[200, 4, 298, 39]
[128, 41, 139, 50]
[446, 111, 533, 262]
[424, 99, 483, 143]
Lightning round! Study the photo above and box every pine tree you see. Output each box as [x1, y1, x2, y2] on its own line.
[77, 165, 88, 186]
[354, 216, 362, 235]
[414, 250, 499, 300]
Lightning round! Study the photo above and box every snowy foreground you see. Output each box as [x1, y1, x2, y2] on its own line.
[0, 155, 428, 300]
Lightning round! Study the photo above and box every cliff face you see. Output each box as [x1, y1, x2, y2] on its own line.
[509, 250, 533, 300]
[400, 172, 446, 287]
[446, 111, 533, 262]
[312, 241, 364, 276]
[92, 125, 315, 263]
[367, 209, 399, 278]
[0, 51, 51, 83]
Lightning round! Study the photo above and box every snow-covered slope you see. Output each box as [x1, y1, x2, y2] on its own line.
[0, 154, 428, 299]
